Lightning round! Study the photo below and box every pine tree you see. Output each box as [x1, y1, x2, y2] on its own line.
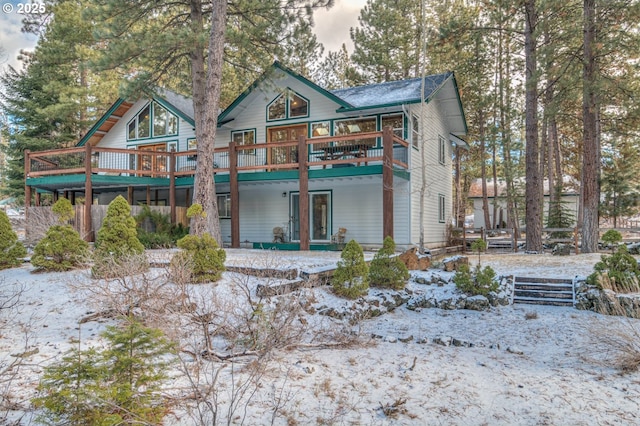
[600, 140, 640, 227]
[93, 195, 147, 278]
[350, 0, 422, 82]
[369, 236, 409, 290]
[34, 319, 174, 425]
[332, 240, 369, 299]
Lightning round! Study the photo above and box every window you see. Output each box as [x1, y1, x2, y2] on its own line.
[439, 135, 446, 165]
[411, 114, 420, 149]
[311, 121, 331, 151]
[438, 194, 446, 223]
[266, 90, 309, 121]
[127, 102, 178, 140]
[334, 117, 377, 147]
[217, 194, 231, 218]
[381, 114, 404, 139]
[231, 129, 256, 154]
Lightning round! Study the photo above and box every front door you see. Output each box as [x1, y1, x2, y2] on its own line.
[268, 124, 306, 167]
[290, 191, 332, 242]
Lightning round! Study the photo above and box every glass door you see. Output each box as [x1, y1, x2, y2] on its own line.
[290, 191, 331, 242]
[268, 124, 306, 167]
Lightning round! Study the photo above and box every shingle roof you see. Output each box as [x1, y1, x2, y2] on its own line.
[330, 72, 452, 109]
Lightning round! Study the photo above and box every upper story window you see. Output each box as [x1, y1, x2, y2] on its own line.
[382, 114, 404, 139]
[438, 135, 446, 165]
[127, 102, 178, 140]
[267, 90, 309, 121]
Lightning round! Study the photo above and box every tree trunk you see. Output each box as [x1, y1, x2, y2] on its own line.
[581, 0, 599, 253]
[479, 110, 492, 230]
[524, 0, 542, 251]
[189, 0, 226, 243]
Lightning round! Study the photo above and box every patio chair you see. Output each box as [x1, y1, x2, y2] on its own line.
[331, 227, 347, 244]
[273, 226, 285, 243]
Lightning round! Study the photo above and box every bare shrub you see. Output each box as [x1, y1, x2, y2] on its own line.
[588, 300, 640, 373]
[0, 281, 33, 423]
[524, 311, 538, 320]
[24, 206, 58, 245]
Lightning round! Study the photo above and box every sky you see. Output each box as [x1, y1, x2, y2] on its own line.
[0, 0, 367, 74]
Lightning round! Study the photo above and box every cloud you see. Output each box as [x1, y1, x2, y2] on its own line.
[0, 6, 39, 72]
[313, 0, 366, 54]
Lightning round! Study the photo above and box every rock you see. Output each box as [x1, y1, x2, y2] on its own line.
[552, 244, 572, 256]
[452, 338, 471, 347]
[406, 296, 437, 310]
[465, 295, 490, 311]
[442, 255, 469, 272]
[399, 247, 431, 271]
[399, 335, 414, 343]
[507, 346, 524, 355]
[433, 336, 452, 346]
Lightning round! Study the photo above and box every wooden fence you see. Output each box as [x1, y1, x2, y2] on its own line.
[26, 205, 188, 243]
[454, 226, 640, 253]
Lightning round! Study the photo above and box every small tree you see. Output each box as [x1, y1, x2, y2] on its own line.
[332, 240, 369, 299]
[0, 210, 26, 270]
[471, 238, 487, 266]
[170, 204, 225, 283]
[601, 229, 623, 253]
[32, 198, 89, 272]
[368, 236, 409, 290]
[93, 196, 147, 278]
[33, 318, 174, 425]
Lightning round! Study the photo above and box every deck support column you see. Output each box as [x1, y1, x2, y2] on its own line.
[382, 126, 394, 240]
[229, 142, 240, 248]
[298, 135, 309, 250]
[169, 150, 176, 224]
[83, 143, 93, 241]
[35, 191, 41, 206]
[146, 185, 151, 206]
[24, 150, 31, 218]
[127, 186, 134, 205]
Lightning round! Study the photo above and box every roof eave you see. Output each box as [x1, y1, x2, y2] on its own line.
[153, 96, 195, 127]
[77, 98, 126, 147]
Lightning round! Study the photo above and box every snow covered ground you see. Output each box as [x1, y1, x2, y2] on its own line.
[1, 250, 639, 425]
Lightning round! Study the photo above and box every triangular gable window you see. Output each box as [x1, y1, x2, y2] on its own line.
[127, 101, 178, 140]
[267, 90, 309, 121]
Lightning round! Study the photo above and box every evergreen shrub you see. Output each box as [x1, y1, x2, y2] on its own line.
[171, 233, 226, 283]
[135, 205, 188, 249]
[601, 229, 623, 252]
[587, 245, 640, 293]
[93, 196, 147, 278]
[454, 264, 498, 296]
[332, 239, 369, 299]
[0, 209, 26, 270]
[368, 236, 409, 289]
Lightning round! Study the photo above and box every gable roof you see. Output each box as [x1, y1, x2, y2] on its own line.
[218, 62, 467, 135]
[217, 61, 352, 124]
[77, 88, 194, 147]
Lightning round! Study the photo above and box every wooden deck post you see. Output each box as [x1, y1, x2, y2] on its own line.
[169, 149, 176, 224]
[229, 141, 240, 248]
[146, 185, 151, 206]
[382, 126, 394, 240]
[24, 150, 31, 212]
[298, 134, 309, 250]
[83, 143, 93, 241]
[35, 191, 41, 206]
[127, 187, 134, 205]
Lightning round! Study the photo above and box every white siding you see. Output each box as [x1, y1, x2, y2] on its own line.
[408, 100, 454, 248]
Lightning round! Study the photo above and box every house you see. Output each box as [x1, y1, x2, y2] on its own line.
[24, 62, 468, 249]
[467, 177, 579, 230]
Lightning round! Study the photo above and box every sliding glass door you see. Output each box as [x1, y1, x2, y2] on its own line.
[290, 191, 331, 242]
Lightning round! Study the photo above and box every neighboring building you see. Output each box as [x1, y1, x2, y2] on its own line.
[467, 177, 579, 229]
[25, 62, 468, 249]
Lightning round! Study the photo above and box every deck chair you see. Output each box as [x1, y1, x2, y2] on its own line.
[273, 226, 285, 243]
[331, 227, 347, 244]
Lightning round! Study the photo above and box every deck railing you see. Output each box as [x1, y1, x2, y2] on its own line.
[25, 130, 410, 179]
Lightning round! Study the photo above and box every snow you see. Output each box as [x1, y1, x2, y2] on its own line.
[2, 250, 640, 425]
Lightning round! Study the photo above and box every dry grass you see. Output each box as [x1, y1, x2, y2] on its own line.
[525, 311, 539, 320]
[588, 300, 640, 373]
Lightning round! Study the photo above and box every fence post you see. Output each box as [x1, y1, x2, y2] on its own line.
[462, 227, 466, 253]
[480, 226, 485, 241]
[574, 227, 579, 254]
[512, 228, 518, 253]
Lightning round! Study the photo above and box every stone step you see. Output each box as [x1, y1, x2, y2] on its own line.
[513, 276, 573, 284]
[513, 297, 574, 307]
[514, 289, 573, 299]
[514, 283, 573, 292]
